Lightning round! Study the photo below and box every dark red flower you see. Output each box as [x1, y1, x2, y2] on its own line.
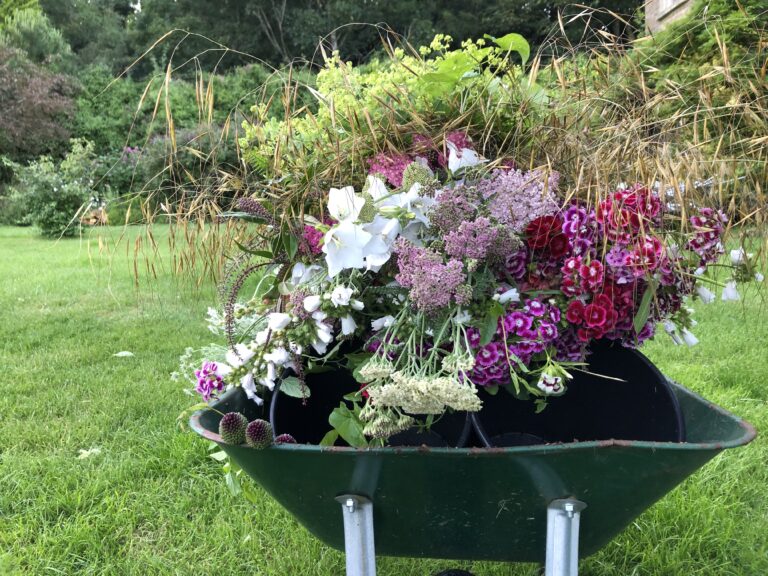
[566, 300, 585, 324]
[526, 215, 564, 250]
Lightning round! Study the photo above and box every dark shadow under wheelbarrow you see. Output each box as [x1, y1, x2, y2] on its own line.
[190, 381, 755, 575]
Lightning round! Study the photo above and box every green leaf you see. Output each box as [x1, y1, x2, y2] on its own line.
[209, 450, 228, 462]
[328, 402, 368, 447]
[486, 33, 530, 65]
[319, 429, 339, 447]
[282, 233, 298, 260]
[233, 240, 272, 259]
[633, 284, 655, 334]
[280, 376, 310, 399]
[479, 302, 504, 346]
[485, 385, 499, 396]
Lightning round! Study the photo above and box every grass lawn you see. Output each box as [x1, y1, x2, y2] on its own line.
[1, 224, 765, 575]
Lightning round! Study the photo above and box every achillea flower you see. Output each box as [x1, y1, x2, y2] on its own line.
[444, 217, 498, 260]
[367, 151, 412, 187]
[395, 239, 467, 313]
[430, 183, 480, 234]
[477, 169, 560, 231]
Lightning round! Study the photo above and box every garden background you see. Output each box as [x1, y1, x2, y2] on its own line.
[1, 0, 767, 574]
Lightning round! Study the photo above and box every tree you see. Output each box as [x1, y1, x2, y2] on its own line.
[0, 46, 76, 161]
[0, 7, 73, 68]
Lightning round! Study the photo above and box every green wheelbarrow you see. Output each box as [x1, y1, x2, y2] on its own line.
[190, 375, 755, 576]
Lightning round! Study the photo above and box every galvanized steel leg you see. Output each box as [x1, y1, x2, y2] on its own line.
[336, 494, 376, 576]
[545, 498, 586, 576]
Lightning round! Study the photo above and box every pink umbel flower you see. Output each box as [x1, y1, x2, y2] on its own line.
[367, 151, 412, 187]
[395, 239, 468, 313]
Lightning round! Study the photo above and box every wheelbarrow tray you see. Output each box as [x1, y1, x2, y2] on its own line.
[190, 381, 755, 563]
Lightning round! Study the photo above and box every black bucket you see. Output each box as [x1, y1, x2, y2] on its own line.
[270, 369, 472, 447]
[472, 340, 686, 447]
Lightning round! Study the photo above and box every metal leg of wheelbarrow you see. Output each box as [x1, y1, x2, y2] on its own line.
[545, 498, 587, 576]
[336, 495, 376, 576]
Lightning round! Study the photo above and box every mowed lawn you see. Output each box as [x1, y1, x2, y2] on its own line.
[0, 225, 766, 576]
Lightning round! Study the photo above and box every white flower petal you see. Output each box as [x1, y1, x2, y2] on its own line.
[695, 285, 716, 304]
[341, 315, 357, 335]
[328, 186, 364, 222]
[681, 328, 699, 347]
[721, 281, 741, 301]
[267, 312, 291, 331]
[371, 315, 395, 331]
[303, 295, 321, 313]
[330, 285, 354, 307]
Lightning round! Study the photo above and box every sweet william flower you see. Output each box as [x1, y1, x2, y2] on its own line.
[536, 372, 566, 396]
[323, 220, 373, 277]
[721, 281, 740, 301]
[327, 186, 364, 222]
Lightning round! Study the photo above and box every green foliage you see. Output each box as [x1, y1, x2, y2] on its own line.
[10, 139, 97, 236]
[39, 0, 133, 71]
[0, 0, 38, 27]
[0, 7, 73, 69]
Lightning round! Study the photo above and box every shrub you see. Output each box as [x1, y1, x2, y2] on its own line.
[0, 46, 76, 162]
[11, 139, 98, 237]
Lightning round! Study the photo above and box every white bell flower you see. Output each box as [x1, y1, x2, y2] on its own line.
[663, 320, 682, 345]
[267, 312, 291, 331]
[263, 346, 290, 366]
[365, 175, 390, 202]
[341, 315, 357, 336]
[303, 294, 322, 313]
[447, 142, 485, 174]
[330, 285, 355, 307]
[721, 281, 741, 301]
[729, 248, 752, 265]
[680, 328, 699, 347]
[323, 220, 373, 277]
[240, 372, 263, 404]
[225, 344, 255, 368]
[350, 299, 365, 311]
[695, 285, 715, 304]
[328, 186, 364, 222]
[756, 272, 764, 283]
[497, 288, 521, 304]
[371, 315, 395, 331]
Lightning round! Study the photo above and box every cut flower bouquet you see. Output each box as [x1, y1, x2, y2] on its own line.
[178, 131, 760, 446]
